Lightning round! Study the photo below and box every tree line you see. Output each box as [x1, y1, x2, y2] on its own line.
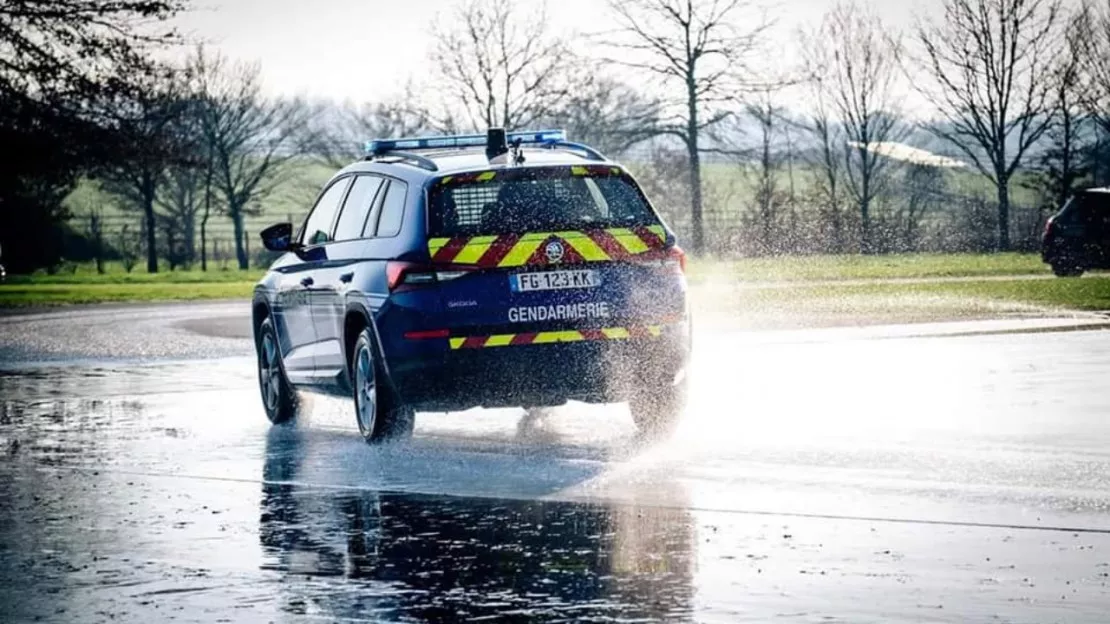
[3, 0, 1110, 274]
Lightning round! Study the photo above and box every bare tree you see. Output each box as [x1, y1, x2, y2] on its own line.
[305, 92, 434, 171]
[430, 0, 573, 131]
[1075, 2, 1107, 128]
[802, 92, 849, 253]
[606, 0, 771, 254]
[542, 74, 661, 158]
[191, 48, 309, 270]
[86, 207, 106, 274]
[803, 1, 910, 254]
[897, 163, 946, 252]
[741, 90, 789, 255]
[915, 0, 1064, 251]
[1030, 6, 1093, 215]
[98, 70, 189, 273]
[0, 0, 185, 273]
[158, 160, 204, 267]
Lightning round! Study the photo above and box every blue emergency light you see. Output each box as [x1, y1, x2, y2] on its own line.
[365, 129, 567, 157]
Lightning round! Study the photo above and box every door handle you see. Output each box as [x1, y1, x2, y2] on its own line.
[300, 277, 314, 287]
[339, 272, 354, 284]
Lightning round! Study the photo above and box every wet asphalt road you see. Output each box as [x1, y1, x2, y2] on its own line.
[2, 303, 1110, 622]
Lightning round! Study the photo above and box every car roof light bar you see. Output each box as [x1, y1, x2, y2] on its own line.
[365, 129, 567, 157]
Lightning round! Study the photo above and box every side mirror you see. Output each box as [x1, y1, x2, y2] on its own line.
[260, 222, 298, 253]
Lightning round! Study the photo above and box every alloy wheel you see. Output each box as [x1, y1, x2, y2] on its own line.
[259, 332, 280, 412]
[356, 343, 377, 434]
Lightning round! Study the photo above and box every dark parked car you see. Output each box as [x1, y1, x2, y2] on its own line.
[251, 129, 691, 443]
[1042, 187, 1110, 277]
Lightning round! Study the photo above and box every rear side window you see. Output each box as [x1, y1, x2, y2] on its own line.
[428, 167, 657, 236]
[333, 175, 384, 241]
[301, 178, 351, 245]
[372, 180, 407, 238]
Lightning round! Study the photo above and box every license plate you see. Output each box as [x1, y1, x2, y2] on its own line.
[511, 270, 600, 292]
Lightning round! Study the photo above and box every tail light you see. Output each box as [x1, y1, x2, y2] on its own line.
[634, 245, 686, 274]
[667, 245, 687, 273]
[386, 261, 476, 292]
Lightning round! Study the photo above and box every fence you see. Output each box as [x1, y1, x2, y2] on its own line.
[635, 155, 1051, 257]
[69, 210, 307, 272]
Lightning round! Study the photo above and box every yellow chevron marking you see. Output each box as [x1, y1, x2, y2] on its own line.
[441, 176, 453, 185]
[530, 331, 584, 344]
[452, 235, 499, 264]
[516, 232, 554, 241]
[571, 166, 589, 176]
[428, 237, 452, 256]
[449, 326, 668, 349]
[531, 332, 556, 344]
[556, 231, 609, 262]
[606, 228, 649, 254]
[648, 225, 666, 240]
[498, 237, 544, 267]
[476, 171, 496, 182]
[484, 334, 515, 347]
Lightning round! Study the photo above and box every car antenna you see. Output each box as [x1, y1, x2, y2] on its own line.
[510, 137, 526, 165]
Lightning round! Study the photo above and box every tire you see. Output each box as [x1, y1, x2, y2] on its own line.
[629, 373, 688, 435]
[256, 317, 301, 425]
[1051, 262, 1084, 277]
[352, 328, 415, 444]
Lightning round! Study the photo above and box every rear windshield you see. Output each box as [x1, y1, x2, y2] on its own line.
[1081, 193, 1110, 211]
[428, 166, 658, 236]
[1061, 192, 1110, 220]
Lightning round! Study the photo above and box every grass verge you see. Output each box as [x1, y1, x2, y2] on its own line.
[0, 282, 255, 307]
[686, 252, 1048, 283]
[692, 275, 1110, 329]
[746, 275, 1110, 310]
[6, 266, 264, 285]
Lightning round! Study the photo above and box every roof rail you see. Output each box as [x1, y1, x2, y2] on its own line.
[365, 129, 567, 158]
[540, 140, 607, 162]
[366, 151, 438, 172]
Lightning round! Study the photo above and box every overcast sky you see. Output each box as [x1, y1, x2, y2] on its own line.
[173, 0, 925, 104]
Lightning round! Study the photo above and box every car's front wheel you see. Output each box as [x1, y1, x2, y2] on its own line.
[257, 317, 301, 425]
[353, 328, 414, 444]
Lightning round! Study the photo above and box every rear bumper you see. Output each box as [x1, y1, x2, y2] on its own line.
[387, 322, 691, 411]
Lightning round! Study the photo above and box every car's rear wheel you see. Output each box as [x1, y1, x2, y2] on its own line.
[353, 328, 414, 444]
[1051, 261, 1084, 277]
[629, 373, 687, 434]
[257, 317, 300, 425]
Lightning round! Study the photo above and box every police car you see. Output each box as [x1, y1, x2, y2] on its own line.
[252, 129, 691, 443]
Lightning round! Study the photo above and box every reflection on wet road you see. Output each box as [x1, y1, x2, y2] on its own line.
[2, 315, 1110, 622]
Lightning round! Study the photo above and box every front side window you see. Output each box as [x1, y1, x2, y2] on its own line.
[301, 178, 351, 246]
[333, 175, 384, 242]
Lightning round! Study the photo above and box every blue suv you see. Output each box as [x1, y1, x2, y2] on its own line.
[252, 129, 691, 443]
